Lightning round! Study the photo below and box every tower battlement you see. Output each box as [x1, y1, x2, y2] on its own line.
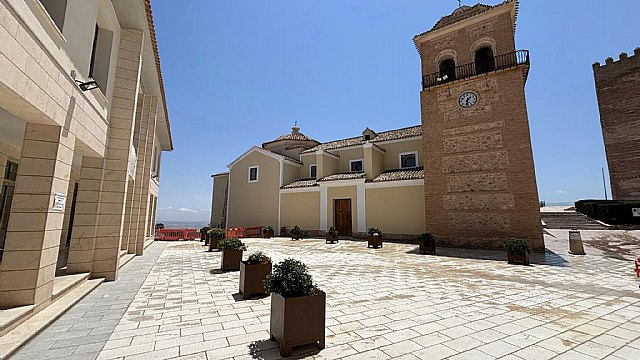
[593, 47, 640, 70]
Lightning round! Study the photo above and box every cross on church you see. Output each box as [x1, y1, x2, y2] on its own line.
[457, 0, 462, 7]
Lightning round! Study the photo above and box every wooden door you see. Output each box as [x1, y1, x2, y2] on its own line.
[334, 199, 352, 237]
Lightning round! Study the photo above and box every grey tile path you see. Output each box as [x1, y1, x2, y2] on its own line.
[91, 234, 640, 360]
[10, 242, 168, 360]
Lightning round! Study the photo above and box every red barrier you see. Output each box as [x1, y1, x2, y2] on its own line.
[635, 256, 640, 278]
[156, 228, 184, 241]
[244, 226, 262, 238]
[183, 228, 200, 240]
[225, 228, 246, 238]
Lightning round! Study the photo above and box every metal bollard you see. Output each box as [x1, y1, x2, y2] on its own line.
[569, 229, 586, 255]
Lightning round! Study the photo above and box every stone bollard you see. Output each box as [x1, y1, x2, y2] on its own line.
[569, 229, 586, 255]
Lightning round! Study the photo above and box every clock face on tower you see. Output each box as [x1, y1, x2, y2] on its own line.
[458, 91, 478, 108]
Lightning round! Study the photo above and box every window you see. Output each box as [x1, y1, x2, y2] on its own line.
[399, 152, 418, 169]
[248, 166, 259, 182]
[89, 24, 114, 93]
[4, 161, 18, 182]
[364, 134, 371, 141]
[439, 58, 456, 82]
[39, 0, 67, 31]
[349, 159, 363, 172]
[310, 164, 317, 179]
[475, 47, 495, 75]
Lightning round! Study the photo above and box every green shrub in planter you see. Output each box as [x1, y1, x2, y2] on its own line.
[266, 259, 325, 357]
[208, 228, 225, 240]
[290, 225, 304, 240]
[265, 258, 319, 298]
[504, 238, 531, 265]
[246, 251, 271, 265]
[367, 227, 381, 236]
[217, 238, 247, 251]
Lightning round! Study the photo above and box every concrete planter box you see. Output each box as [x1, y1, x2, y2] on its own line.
[291, 233, 303, 240]
[367, 235, 383, 248]
[263, 229, 275, 239]
[239, 261, 272, 299]
[208, 237, 222, 252]
[220, 249, 243, 271]
[270, 292, 326, 357]
[419, 239, 436, 255]
[507, 251, 530, 266]
[325, 234, 338, 243]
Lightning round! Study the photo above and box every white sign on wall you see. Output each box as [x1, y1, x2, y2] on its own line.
[52, 193, 66, 212]
[633, 208, 640, 218]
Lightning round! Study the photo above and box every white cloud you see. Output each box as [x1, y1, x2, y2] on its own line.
[556, 190, 568, 194]
[177, 207, 199, 213]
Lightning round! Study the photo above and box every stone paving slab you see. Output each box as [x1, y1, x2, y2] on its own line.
[9, 242, 168, 360]
[93, 236, 639, 359]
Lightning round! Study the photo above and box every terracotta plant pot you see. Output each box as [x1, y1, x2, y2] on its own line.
[325, 234, 338, 244]
[239, 261, 272, 299]
[507, 251, 530, 265]
[291, 233, 303, 240]
[419, 239, 436, 255]
[203, 232, 210, 246]
[263, 229, 275, 239]
[367, 235, 383, 248]
[208, 237, 222, 252]
[220, 249, 243, 270]
[270, 292, 326, 357]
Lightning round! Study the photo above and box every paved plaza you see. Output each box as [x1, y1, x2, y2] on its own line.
[11, 233, 640, 359]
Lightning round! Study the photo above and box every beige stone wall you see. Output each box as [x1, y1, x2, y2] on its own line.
[0, 1, 109, 158]
[335, 148, 364, 173]
[227, 151, 279, 229]
[283, 162, 300, 187]
[300, 153, 315, 178]
[366, 185, 425, 235]
[327, 186, 358, 234]
[316, 152, 338, 179]
[379, 138, 422, 169]
[210, 174, 228, 228]
[280, 191, 320, 231]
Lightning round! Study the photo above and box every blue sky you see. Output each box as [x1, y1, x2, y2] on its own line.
[152, 0, 640, 222]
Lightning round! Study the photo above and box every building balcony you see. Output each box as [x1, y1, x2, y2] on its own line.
[422, 49, 530, 90]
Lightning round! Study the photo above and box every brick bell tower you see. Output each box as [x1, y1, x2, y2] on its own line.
[414, 0, 544, 250]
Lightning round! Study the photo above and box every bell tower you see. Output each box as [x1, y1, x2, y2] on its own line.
[414, 0, 543, 250]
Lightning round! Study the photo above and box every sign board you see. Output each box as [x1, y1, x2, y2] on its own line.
[52, 193, 66, 212]
[633, 208, 640, 217]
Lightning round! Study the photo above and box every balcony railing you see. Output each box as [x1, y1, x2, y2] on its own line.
[422, 49, 530, 89]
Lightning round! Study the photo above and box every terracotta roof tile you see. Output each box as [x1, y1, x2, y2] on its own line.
[317, 172, 366, 182]
[302, 125, 421, 154]
[371, 167, 424, 182]
[144, 0, 172, 150]
[281, 178, 318, 189]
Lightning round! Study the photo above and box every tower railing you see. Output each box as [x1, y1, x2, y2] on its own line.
[422, 49, 530, 89]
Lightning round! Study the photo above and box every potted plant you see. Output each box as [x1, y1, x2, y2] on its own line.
[367, 227, 383, 248]
[217, 238, 247, 270]
[290, 225, 304, 240]
[504, 238, 531, 265]
[207, 228, 225, 251]
[239, 251, 272, 299]
[266, 259, 325, 357]
[263, 226, 275, 239]
[325, 227, 338, 243]
[418, 232, 436, 255]
[202, 226, 212, 245]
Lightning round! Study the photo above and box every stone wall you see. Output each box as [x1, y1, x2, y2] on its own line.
[593, 48, 640, 200]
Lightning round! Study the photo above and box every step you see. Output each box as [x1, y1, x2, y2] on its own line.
[52, 273, 90, 302]
[0, 278, 104, 360]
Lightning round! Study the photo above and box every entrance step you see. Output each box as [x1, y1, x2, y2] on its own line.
[540, 211, 610, 230]
[0, 278, 104, 360]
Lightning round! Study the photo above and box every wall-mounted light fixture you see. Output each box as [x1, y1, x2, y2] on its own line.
[74, 79, 98, 91]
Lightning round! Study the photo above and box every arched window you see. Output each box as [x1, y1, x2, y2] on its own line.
[475, 47, 495, 75]
[439, 59, 456, 82]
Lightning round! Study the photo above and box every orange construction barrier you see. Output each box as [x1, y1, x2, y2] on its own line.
[156, 228, 184, 241]
[244, 226, 262, 238]
[183, 228, 200, 240]
[225, 227, 246, 238]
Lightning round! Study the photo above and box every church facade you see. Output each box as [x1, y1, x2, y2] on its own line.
[211, 0, 543, 249]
